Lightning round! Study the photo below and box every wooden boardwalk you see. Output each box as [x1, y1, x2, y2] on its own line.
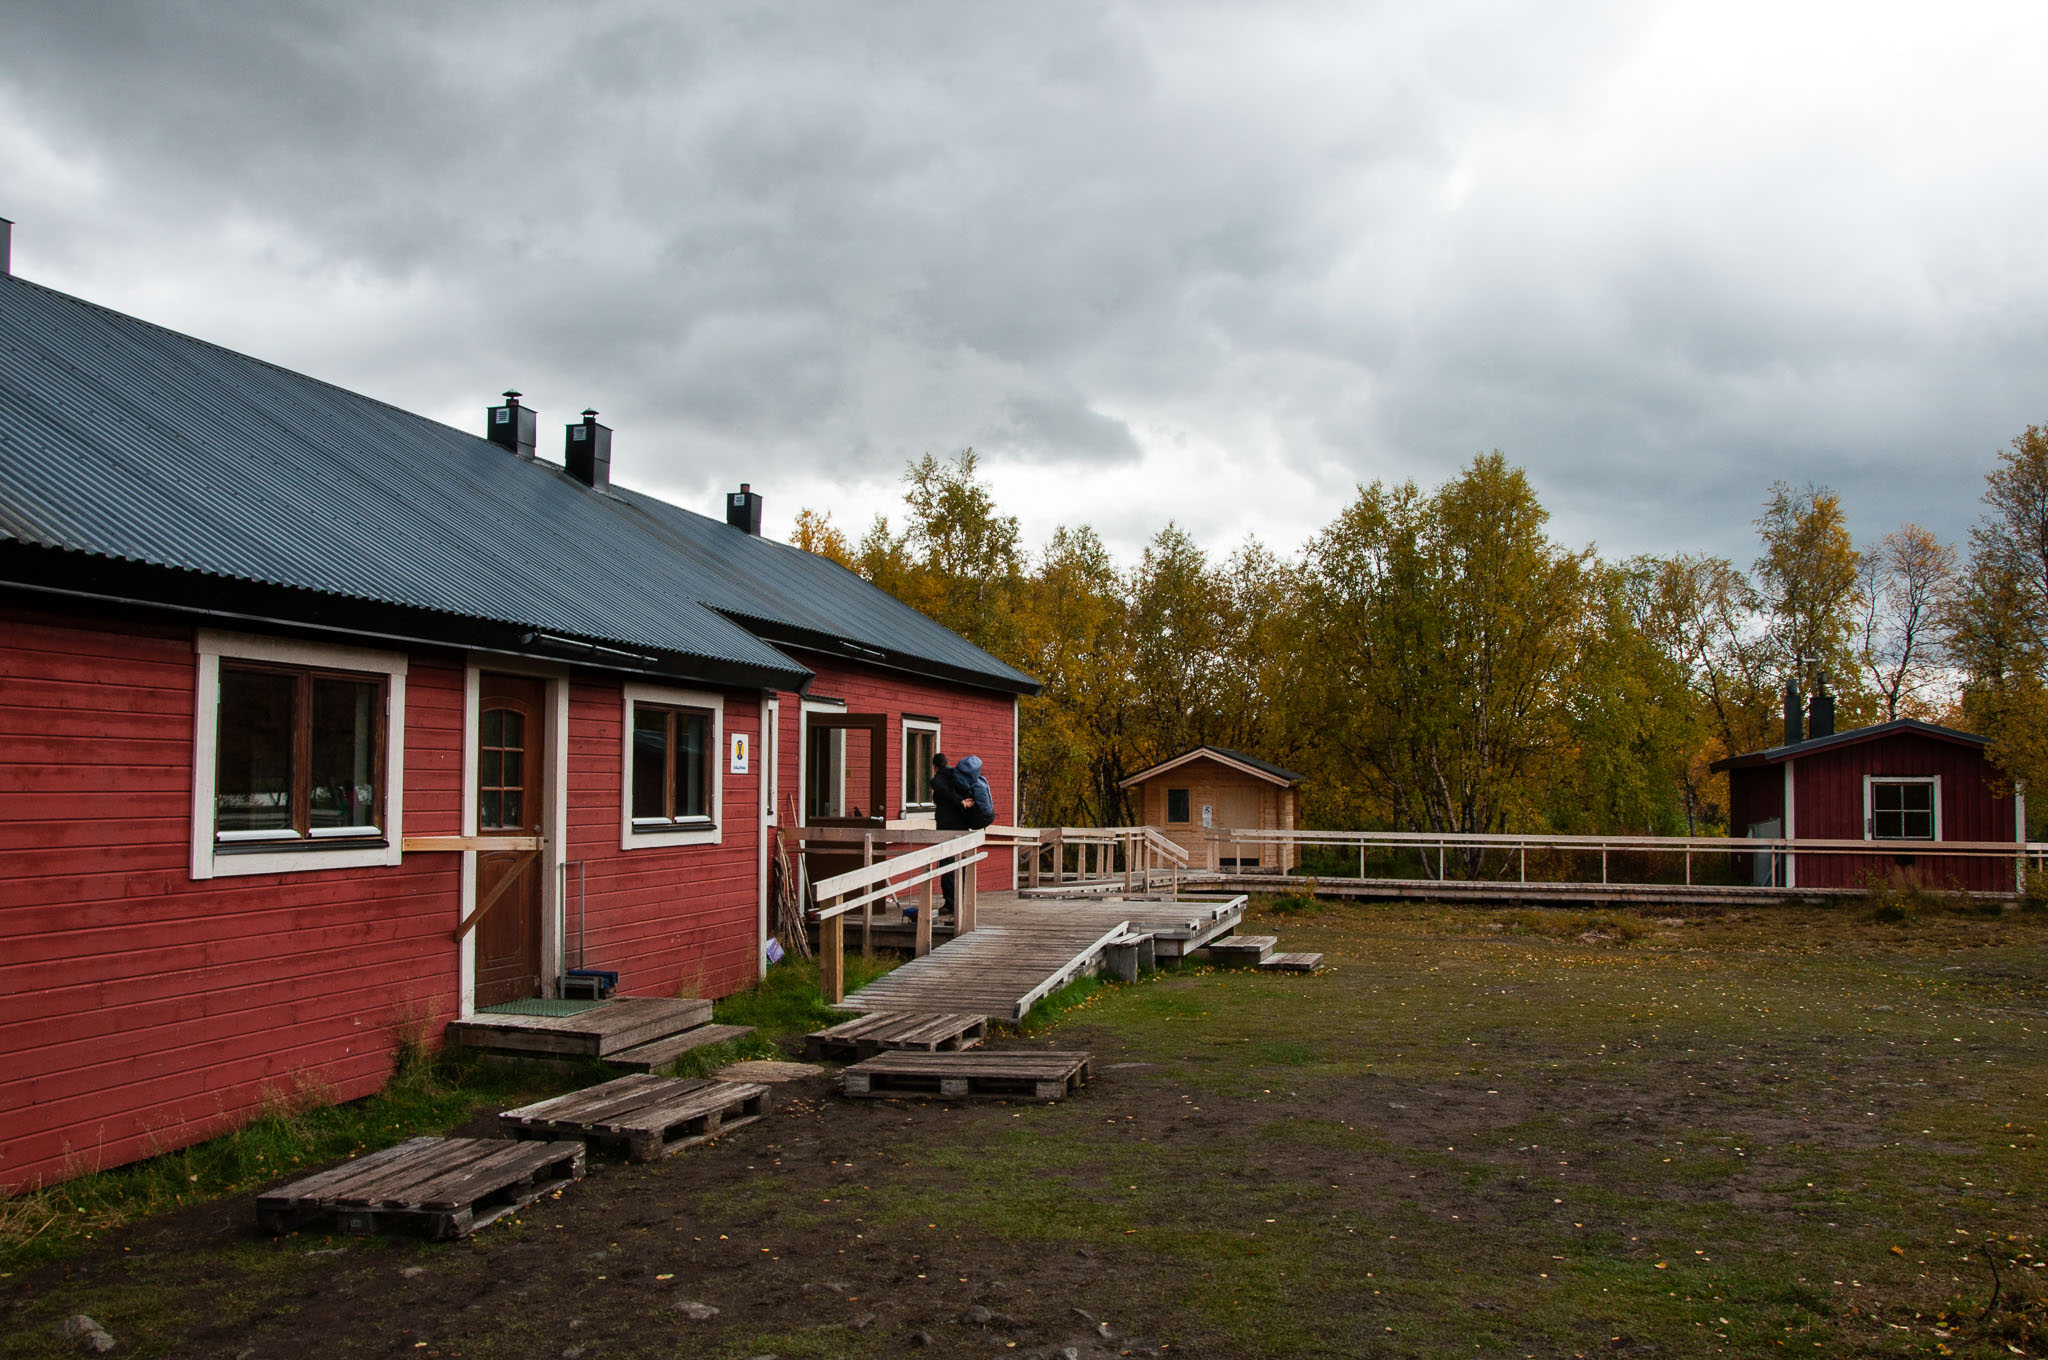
[836, 893, 1244, 1022]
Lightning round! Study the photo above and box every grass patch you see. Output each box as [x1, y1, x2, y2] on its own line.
[708, 954, 899, 1047]
[0, 1046, 608, 1275]
[1017, 972, 1110, 1033]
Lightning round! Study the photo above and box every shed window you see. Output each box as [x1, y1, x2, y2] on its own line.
[216, 664, 384, 844]
[632, 703, 713, 826]
[1166, 788, 1190, 824]
[1870, 779, 1936, 840]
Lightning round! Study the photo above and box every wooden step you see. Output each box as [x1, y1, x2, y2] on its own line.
[257, 1136, 584, 1240]
[1259, 951, 1322, 973]
[804, 1012, 989, 1063]
[606, 1023, 754, 1073]
[1205, 934, 1277, 964]
[840, 1050, 1091, 1102]
[449, 997, 713, 1057]
[500, 1073, 769, 1161]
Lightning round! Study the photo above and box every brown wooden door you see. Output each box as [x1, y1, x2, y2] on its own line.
[474, 674, 546, 1009]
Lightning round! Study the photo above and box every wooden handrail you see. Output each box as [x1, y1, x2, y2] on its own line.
[1202, 827, 2039, 857]
[811, 831, 987, 901]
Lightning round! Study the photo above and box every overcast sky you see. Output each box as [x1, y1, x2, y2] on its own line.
[5, 2, 2045, 570]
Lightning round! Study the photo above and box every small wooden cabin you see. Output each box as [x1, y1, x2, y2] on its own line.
[1711, 717, 2023, 892]
[1121, 747, 1304, 872]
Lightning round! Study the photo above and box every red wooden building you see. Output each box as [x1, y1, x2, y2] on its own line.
[1713, 711, 2023, 892]
[0, 263, 1036, 1190]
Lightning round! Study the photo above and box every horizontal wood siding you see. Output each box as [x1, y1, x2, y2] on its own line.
[777, 659, 1018, 892]
[1790, 733, 2016, 891]
[0, 606, 465, 1192]
[565, 680, 761, 1001]
[1135, 759, 1298, 871]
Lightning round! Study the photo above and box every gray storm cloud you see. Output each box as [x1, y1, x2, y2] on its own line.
[3, 1, 2043, 563]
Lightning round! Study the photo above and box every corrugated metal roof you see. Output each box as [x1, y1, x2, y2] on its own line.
[0, 275, 1037, 694]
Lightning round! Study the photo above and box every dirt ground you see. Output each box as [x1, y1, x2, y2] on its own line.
[7, 902, 2045, 1359]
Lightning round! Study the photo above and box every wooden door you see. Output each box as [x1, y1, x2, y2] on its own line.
[1218, 784, 1263, 867]
[474, 674, 546, 1009]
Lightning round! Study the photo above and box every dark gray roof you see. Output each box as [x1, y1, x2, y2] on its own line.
[0, 274, 1036, 694]
[1710, 718, 1988, 771]
[1121, 744, 1307, 786]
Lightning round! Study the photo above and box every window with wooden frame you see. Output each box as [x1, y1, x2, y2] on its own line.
[1166, 788, 1191, 823]
[620, 683, 724, 848]
[631, 703, 714, 828]
[902, 718, 940, 811]
[214, 663, 386, 845]
[1868, 777, 1938, 841]
[191, 631, 407, 880]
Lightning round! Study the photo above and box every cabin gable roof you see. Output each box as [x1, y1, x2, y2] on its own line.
[1118, 745, 1306, 789]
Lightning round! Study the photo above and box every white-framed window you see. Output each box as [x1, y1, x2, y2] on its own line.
[621, 683, 723, 848]
[902, 717, 941, 812]
[1865, 776, 1939, 841]
[190, 630, 408, 880]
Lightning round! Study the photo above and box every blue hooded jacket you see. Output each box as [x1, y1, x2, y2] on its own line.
[954, 754, 996, 826]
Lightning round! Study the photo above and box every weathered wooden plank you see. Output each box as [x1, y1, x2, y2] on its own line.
[501, 1076, 770, 1161]
[1259, 951, 1322, 972]
[257, 1137, 583, 1240]
[605, 1023, 754, 1073]
[840, 1049, 1091, 1102]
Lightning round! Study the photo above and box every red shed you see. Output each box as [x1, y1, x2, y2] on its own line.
[0, 267, 1036, 1189]
[1713, 716, 2023, 892]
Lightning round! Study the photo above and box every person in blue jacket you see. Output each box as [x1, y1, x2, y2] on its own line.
[929, 752, 973, 918]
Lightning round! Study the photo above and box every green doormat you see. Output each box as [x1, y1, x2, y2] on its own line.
[478, 997, 609, 1017]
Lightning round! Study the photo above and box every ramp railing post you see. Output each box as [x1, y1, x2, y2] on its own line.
[961, 856, 978, 933]
[861, 832, 875, 959]
[821, 895, 845, 1004]
[917, 871, 935, 957]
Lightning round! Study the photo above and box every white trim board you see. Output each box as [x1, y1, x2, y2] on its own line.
[189, 629, 408, 881]
[619, 681, 726, 850]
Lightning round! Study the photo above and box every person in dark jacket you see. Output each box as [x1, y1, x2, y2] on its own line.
[929, 752, 974, 916]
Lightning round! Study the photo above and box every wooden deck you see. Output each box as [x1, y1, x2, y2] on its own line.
[835, 892, 1245, 1022]
[448, 997, 714, 1058]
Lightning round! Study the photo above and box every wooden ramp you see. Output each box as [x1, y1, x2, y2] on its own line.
[449, 997, 713, 1058]
[835, 893, 1247, 1021]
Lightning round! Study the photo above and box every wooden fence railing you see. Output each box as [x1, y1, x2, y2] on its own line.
[1199, 825, 2044, 891]
[809, 832, 987, 1003]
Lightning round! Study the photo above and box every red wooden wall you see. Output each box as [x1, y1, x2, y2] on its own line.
[0, 605, 466, 1192]
[562, 681, 762, 1000]
[773, 656, 1018, 892]
[1789, 732, 2016, 891]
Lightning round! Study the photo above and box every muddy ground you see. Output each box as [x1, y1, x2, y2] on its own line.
[8, 903, 2044, 1359]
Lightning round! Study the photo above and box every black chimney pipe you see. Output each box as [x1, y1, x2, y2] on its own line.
[487, 390, 537, 459]
[1783, 677, 1804, 747]
[565, 409, 611, 490]
[1808, 671, 1835, 740]
[0, 218, 12, 277]
[726, 483, 763, 535]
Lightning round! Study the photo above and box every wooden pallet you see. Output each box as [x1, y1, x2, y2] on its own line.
[499, 1073, 769, 1161]
[606, 1023, 754, 1073]
[803, 1011, 990, 1062]
[256, 1136, 583, 1240]
[1259, 951, 1323, 972]
[840, 1050, 1092, 1102]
